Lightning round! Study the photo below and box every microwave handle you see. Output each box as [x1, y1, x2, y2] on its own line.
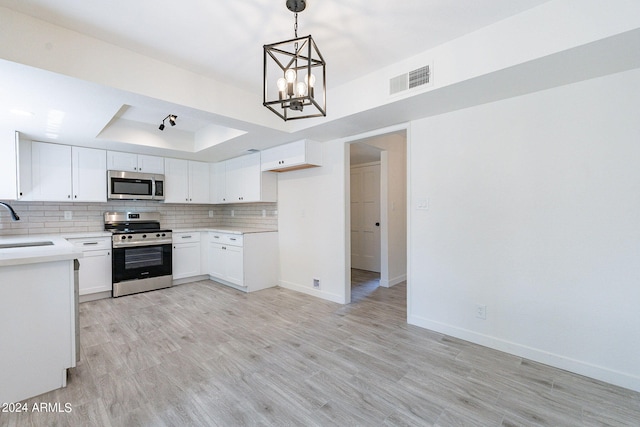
[152, 178, 157, 198]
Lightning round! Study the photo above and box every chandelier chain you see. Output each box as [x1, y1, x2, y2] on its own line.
[294, 12, 298, 38]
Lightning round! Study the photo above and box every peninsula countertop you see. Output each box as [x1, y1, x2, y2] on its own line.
[0, 235, 83, 267]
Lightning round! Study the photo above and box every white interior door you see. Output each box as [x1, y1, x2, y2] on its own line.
[351, 163, 381, 272]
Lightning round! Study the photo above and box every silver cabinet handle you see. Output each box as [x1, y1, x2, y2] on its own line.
[181, 235, 192, 239]
[83, 242, 99, 246]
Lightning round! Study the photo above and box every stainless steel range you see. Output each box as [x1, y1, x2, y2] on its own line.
[105, 212, 172, 297]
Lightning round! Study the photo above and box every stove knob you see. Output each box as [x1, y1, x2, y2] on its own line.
[121, 236, 126, 240]
[156, 233, 161, 237]
[162, 233, 166, 237]
[142, 234, 147, 238]
[127, 235, 133, 239]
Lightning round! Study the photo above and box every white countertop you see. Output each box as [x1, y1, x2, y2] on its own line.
[62, 231, 113, 239]
[0, 236, 83, 267]
[172, 227, 277, 235]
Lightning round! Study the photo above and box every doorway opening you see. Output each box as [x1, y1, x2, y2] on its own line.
[348, 130, 407, 304]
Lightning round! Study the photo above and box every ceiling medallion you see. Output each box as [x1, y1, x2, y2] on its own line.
[263, 0, 326, 121]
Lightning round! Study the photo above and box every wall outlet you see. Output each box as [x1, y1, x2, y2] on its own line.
[262, 209, 266, 217]
[231, 210, 235, 217]
[63, 211, 72, 220]
[208, 210, 213, 218]
[476, 304, 487, 320]
[313, 278, 320, 289]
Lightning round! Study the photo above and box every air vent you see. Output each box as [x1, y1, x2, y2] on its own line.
[409, 65, 430, 88]
[389, 64, 432, 95]
[389, 74, 408, 95]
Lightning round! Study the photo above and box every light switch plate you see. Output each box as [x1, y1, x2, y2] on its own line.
[416, 197, 429, 210]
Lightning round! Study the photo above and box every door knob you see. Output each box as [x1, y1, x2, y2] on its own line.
[375, 222, 380, 226]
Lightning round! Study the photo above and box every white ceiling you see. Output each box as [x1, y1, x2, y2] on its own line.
[0, 0, 564, 161]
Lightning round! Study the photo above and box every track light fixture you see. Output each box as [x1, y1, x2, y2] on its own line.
[159, 114, 177, 131]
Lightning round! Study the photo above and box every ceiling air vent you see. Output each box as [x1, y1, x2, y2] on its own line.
[389, 64, 432, 95]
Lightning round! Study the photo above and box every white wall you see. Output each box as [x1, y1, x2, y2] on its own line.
[408, 68, 640, 392]
[277, 140, 348, 303]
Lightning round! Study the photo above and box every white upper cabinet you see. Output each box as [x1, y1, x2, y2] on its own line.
[188, 160, 210, 203]
[107, 151, 164, 174]
[260, 139, 322, 172]
[30, 142, 106, 202]
[72, 146, 108, 202]
[137, 154, 165, 174]
[210, 162, 226, 203]
[30, 142, 70, 201]
[214, 152, 276, 203]
[164, 158, 210, 203]
[0, 130, 19, 200]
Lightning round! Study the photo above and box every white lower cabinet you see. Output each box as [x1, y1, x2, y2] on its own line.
[67, 237, 112, 298]
[207, 231, 278, 292]
[172, 232, 201, 280]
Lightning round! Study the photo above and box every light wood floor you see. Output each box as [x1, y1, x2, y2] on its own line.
[2, 274, 639, 426]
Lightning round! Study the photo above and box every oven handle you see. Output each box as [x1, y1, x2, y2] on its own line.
[112, 240, 173, 249]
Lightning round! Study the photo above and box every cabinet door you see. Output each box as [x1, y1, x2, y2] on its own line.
[225, 245, 244, 286]
[107, 151, 138, 172]
[173, 242, 201, 279]
[0, 130, 18, 200]
[31, 142, 72, 201]
[224, 156, 244, 202]
[138, 155, 164, 174]
[72, 147, 106, 202]
[210, 162, 226, 203]
[78, 250, 112, 295]
[208, 242, 226, 278]
[240, 152, 261, 202]
[164, 158, 189, 203]
[188, 161, 210, 203]
[259, 143, 286, 171]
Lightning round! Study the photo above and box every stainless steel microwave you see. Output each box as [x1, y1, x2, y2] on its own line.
[107, 170, 165, 200]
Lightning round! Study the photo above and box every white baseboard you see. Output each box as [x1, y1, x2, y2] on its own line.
[172, 275, 208, 286]
[408, 314, 640, 393]
[382, 274, 407, 288]
[279, 280, 345, 304]
[79, 290, 111, 303]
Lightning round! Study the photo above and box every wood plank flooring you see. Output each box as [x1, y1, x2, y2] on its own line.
[2, 273, 639, 426]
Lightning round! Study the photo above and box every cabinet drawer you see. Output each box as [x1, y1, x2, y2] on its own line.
[67, 237, 111, 251]
[172, 232, 201, 243]
[209, 232, 243, 247]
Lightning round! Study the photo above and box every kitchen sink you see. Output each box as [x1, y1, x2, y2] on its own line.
[0, 241, 54, 249]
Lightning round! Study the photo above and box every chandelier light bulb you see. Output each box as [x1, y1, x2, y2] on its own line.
[285, 69, 297, 83]
[277, 78, 287, 91]
[306, 73, 316, 87]
[296, 81, 307, 97]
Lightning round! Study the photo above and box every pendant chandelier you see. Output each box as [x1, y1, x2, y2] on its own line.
[263, 0, 326, 121]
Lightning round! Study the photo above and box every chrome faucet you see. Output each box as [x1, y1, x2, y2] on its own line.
[0, 202, 20, 221]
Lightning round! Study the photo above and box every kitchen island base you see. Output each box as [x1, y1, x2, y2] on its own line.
[0, 260, 76, 403]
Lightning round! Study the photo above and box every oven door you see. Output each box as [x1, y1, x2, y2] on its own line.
[112, 243, 172, 283]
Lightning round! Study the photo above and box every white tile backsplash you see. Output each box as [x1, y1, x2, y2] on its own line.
[0, 200, 277, 236]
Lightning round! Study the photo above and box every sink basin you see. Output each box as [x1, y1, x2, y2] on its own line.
[0, 241, 54, 249]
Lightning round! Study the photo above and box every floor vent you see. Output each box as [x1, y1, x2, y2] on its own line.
[389, 64, 432, 95]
